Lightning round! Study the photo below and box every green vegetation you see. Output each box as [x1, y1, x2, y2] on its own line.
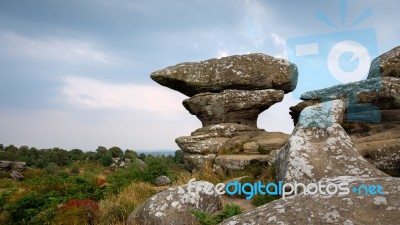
[0, 144, 179, 225]
[257, 145, 271, 155]
[191, 203, 242, 225]
[0, 144, 284, 224]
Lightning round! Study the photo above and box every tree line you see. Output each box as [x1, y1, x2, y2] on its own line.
[0, 144, 139, 168]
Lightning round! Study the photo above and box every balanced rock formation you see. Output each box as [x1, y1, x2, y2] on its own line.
[220, 177, 400, 225]
[127, 180, 222, 225]
[277, 100, 387, 183]
[290, 46, 400, 173]
[151, 54, 297, 172]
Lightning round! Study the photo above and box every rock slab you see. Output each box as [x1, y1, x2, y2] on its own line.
[220, 177, 400, 225]
[127, 181, 222, 225]
[151, 53, 298, 96]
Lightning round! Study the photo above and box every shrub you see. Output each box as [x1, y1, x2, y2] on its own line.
[174, 150, 184, 164]
[257, 145, 270, 155]
[53, 207, 93, 225]
[142, 156, 170, 182]
[4, 192, 47, 224]
[191, 203, 242, 225]
[45, 162, 59, 174]
[101, 154, 113, 167]
[55, 199, 99, 225]
[252, 194, 280, 207]
[70, 164, 80, 174]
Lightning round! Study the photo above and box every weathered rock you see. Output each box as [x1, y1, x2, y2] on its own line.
[10, 171, 24, 180]
[176, 123, 288, 156]
[151, 53, 298, 97]
[289, 99, 321, 125]
[220, 177, 400, 225]
[183, 154, 216, 171]
[125, 158, 132, 163]
[368, 46, 400, 79]
[154, 175, 171, 187]
[277, 100, 387, 183]
[119, 161, 126, 167]
[301, 77, 398, 103]
[294, 77, 400, 123]
[127, 180, 222, 225]
[213, 155, 269, 173]
[0, 161, 27, 171]
[136, 158, 146, 168]
[183, 89, 284, 127]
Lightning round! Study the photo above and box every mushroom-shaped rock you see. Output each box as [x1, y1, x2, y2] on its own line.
[183, 89, 284, 127]
[151, 53, 298, 97]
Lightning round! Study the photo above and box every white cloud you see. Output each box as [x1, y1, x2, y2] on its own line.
[0, 31, 111, 64]
[62, 76, 186, 116]
[271, 32, 287, 59]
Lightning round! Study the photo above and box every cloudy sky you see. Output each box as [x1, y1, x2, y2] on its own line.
[0, 0, 399, 151]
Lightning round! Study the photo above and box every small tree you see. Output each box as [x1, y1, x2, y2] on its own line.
[109, 146, 123, 158]
[174, 150, 184, 164]
[101, 154, 113, 167]
[124, 149, 137, 160]
[96, 146, 108, 156]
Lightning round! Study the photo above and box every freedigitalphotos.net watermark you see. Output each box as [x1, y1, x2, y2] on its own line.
[287, 0, 382, 124]
[187, 179, 384, 200]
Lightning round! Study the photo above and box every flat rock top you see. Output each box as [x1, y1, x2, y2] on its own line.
[151, 53, 298, 96]
[300, 77, 399, 101]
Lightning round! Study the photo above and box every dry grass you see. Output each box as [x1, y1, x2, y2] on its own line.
[98, 182, 157, 225]
[172, 165, 227, 186]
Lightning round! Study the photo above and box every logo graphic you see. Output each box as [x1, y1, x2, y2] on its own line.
[187, 179, 384, 200]
[287, 0, 382, 124]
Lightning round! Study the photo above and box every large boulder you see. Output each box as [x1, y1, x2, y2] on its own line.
[151, 53, 298, 97]
[0, 161, 27, 171]
[183, 89, 284, 127]
[183, 154, 216, 171]
[277, 100, 387, 183]
[154, 175, 171, 187]
[10, 171, 24, 180]
[368, 46, 400, 79]
[220, 177, 400, 225]
[127, 180, 222, 225]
